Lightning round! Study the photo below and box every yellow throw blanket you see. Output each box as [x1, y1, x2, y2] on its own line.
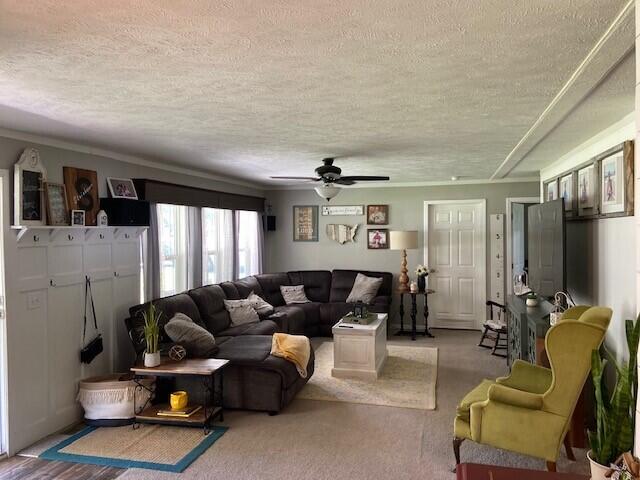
[270, 333, 311, 378]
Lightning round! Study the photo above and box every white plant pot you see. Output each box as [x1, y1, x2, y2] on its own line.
[526, 297, 538, 307]
[144, 352, 161, 368]
[587, 450, 609, 480]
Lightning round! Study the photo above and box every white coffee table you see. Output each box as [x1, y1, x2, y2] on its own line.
[331, 313, 388, 381]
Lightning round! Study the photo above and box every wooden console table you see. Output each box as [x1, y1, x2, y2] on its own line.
[396, 289, 435, 340]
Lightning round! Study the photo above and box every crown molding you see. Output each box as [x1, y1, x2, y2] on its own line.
[264, 176, 540, 191]
[0, 127, 264, 191]
[491, 0, 635, 179]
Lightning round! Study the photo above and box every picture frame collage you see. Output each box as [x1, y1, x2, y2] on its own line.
[293, 204, 391, 249]
[543, 140, 634, 220]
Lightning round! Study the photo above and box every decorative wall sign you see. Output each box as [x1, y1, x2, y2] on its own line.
[321, 205, 364, 216]
[367, 229, 389, 249]
[326, 224, 359, 244]
[293, 205, 318, 241]
[598, 141, 633, 217]
[44, 182, 69, 226]
[64, 167, 100, 226]
[577, 163, 597, 217]
[367, 205, 388, 225]
[107, 177, 138, 199]
[14, 148, 47, 226]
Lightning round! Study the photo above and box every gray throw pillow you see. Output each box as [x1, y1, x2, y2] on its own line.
[280, 285, 310, 304]
[164, 313, 217, 358]
[224, 299, 260, 326]
[247, 291, 274, 316]
[346, 273, 383, 304]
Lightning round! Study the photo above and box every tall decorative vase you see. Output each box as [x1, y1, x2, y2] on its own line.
[417, 275, 426, 293]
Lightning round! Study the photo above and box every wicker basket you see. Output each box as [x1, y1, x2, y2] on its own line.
[77, 374, 154, 426]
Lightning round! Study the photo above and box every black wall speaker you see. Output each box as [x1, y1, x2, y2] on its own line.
[100, 198, 150, 226]
[266, 215, 276, 231]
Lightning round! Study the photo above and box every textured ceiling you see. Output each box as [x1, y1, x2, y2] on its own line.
[512, 50, 635, 176]
[0, 0, 631, 186]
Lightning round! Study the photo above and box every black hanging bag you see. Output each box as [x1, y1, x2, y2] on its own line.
[80, 275, 103, 364]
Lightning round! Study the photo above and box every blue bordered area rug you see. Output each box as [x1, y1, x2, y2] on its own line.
[40, 424, 227, 473]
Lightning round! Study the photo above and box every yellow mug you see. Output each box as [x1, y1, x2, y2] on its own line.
[170, 391, 188, 411]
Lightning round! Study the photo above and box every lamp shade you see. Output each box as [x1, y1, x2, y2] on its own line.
[389, 230, 418, 250]
[314, 183, 340, 201]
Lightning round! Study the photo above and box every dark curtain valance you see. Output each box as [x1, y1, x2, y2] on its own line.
[133, 179, 264, 212]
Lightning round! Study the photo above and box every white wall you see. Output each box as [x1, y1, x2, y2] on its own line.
[540, 115, 636, 360]
[0, 132, 264, 454]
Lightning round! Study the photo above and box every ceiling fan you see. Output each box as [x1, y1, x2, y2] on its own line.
[270, 158, 390, 201]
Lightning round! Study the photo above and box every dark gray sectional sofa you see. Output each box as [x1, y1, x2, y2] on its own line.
[125, 269, 393, 413]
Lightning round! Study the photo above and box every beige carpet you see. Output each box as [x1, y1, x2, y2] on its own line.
[298, 341, 438, 410]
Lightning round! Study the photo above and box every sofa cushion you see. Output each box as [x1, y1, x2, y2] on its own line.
[280, 285, 310, 304]
[224, 299, 260, 326]
[274, 303, 321, 334]
[346, 273, 383, 304]
[219, 282, 241, 300]
[247, 292, 274, 315]
[215, 335, 303, 388]
[217, 320, 279, 337]
[330, 270, 393, 303]
[188, 284, 231, 335]
[164, 313, 218, 358]
[129, 293, 204, 345]
[234, 276, 264, 298]
[255, 273, 290, 307]
[287, 270, 332, 303]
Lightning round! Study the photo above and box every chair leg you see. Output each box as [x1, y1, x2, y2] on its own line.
[546, 461, 557, 472]
[564, 435, 575, 461]
[453, 437, 464, 465]
[478, 327, 491, 348]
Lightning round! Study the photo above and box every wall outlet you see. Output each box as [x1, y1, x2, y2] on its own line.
[27, 292, 43, 310]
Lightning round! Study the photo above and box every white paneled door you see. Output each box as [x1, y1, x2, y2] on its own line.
[425, 201, 485, 329]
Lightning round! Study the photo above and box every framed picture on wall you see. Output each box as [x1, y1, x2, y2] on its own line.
[367, 229, 389, 249]
[544, 179, 558, 202]
[577, 162, 598, 218]
[367, 205, 389, 225]
[293, 205, 319, 241]
[599, 141, 634, 217]
[14, 148, 47, 226]
[44, 182, 69, 226]
[559, 172, 576, 217]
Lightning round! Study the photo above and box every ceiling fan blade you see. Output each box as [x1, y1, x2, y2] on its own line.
[334, 179, 356, 186]
[270, 176, 320, 181]
[339, 175, 390, 182]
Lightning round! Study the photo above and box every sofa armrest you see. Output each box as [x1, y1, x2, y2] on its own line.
[488, 383, 543, 410]
[496, 359, 552, 394]
[265, 312, 289, 333]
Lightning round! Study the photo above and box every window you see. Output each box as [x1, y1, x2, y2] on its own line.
[157, 204, 188, 297]
[237, 210, 261, 277]
[202, 208, 233, 285]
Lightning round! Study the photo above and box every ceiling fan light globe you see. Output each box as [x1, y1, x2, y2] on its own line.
[314, 184, 340, 201]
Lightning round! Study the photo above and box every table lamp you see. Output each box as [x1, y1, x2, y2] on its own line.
[390, 230, 418, 293]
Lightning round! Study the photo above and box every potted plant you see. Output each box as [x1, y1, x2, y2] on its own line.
[415, 264, 428, 293]
[142, 303, 162, 367]
[587, 315, 640, 480]
[525, 292, 538, 307]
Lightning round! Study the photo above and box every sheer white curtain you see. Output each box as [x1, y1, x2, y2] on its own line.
[236, 210, 263, 278]
[202, 207, 234, 285]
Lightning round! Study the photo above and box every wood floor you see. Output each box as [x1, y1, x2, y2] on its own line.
[0, 456, 124, 479]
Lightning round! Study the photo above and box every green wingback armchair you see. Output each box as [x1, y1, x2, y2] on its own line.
[453, 305, 611, 471]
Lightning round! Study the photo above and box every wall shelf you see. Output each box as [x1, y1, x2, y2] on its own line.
[11, 225, 148, 242]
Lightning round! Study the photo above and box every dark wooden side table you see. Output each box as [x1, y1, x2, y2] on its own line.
[131, 358, 229, 435]
[396, 289, 435, 340]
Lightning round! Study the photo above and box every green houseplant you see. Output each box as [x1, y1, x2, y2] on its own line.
[587, 315, 640, 479]
[142, 303, 162, 367]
